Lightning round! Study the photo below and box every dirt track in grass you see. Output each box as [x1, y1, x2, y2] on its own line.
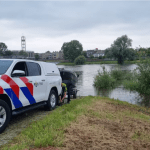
[32, 99, 150, 150]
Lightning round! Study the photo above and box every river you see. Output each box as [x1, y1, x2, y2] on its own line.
[57, 64, 143, 106]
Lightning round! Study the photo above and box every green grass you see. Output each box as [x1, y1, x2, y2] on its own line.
[1, 96, 96, 150]
[57, 61, 118, 65]
[57, 60, 142, 65]
[85, 61, 118, 64]
[2, 96, 150, 150]
[57, 62, 75, 65]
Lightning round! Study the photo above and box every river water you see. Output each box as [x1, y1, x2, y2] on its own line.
[57, 64, 143, 106]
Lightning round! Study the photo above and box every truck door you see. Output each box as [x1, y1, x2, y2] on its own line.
[8, 61, 34, 107]
[25, 62, 47, 103]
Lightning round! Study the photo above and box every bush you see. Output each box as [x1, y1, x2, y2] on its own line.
[123, 80, 139, 91]
[123, 59, 150, 96]
[98, 56, 103, 59]
[136, 59, 150, 95]
[90, 55, 94, 59]
[94, 67, 137, 90]
[110, 68, 124, 81]
[94, 67, 116, 89]
[74, 55, 86, 65]
[123, 70, 136, 81]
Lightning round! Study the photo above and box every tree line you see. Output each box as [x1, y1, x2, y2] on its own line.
[0, 42, 28, 57]
[1, 35, 150, 64]
[61, 35, 150, 65]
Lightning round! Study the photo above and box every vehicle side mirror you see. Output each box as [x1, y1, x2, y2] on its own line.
[12, 70, 25, 77]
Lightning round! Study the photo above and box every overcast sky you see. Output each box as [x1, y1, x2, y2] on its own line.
[0, 1, 150, 53]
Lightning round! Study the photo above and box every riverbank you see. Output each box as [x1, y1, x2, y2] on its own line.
[57, 60, 140, 65]
[1, 96, 150, 150]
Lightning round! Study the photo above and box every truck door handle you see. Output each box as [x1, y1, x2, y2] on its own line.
[42, 80, 45, 81]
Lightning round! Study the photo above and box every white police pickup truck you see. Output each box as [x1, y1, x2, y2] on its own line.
[0, 59, 62, 133]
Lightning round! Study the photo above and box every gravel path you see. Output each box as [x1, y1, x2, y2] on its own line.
[0, 106, 52, 146]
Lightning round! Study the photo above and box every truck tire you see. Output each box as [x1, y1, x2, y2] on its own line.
[0, 100, 11, 134]
[45, 90, 57, 111]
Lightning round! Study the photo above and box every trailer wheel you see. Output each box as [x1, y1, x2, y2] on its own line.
[45, 90, 57, 111]
[0, 100, 11, 134]
[73, 92, 77, 99]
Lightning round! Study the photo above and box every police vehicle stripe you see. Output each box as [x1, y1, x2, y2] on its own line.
[0, 86, 3, 94]
[1, 75, 20, 99]
[20, 77, 33, 96]
[20, 87, 36, 105]
[4, 88, 23, 109]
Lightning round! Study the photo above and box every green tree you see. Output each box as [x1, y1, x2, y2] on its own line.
[74, 55, 86, 65]
[105, 48, 113, 59]
[61, 40, 83, 62]
[19, 50, 28, 57]
[105, 35, 132, 64]
[3, 50, 13, 56]
[98, 56, 103, 59]
[82, 51, 87, 58]
[35, 54, 40, 60]
[0, 42, 7, 55]
[146, 48, 150, 57]
[90, 55, 94, 59]
[127, 48, 136, 61]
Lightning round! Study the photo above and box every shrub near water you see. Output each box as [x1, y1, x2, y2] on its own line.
[123, 59, 150, 102]
[94, 66, 136, 90]
[137, 59, 150, 95]
[94, 66, 116, 89]
[110, 68, 124, 81]
[74, 55, 86, 65]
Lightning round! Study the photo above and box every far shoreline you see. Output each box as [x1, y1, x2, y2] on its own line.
[56, 60, 140, 65]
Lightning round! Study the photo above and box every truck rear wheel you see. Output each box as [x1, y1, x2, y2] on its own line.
[0, 100, 11, 134]
[45, 90, 57, 111]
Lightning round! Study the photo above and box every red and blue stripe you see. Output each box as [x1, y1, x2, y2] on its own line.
[1, 75, 36, 109]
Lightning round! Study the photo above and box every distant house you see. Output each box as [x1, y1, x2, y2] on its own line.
[41, 51, 53, 59]
[58, 50, 64, 59]
[93, 50, 105, 58]
[39, 50, 63, 60]
[52, 51, 59, 59]
[86, 50, 96, 58]
[26, 51, 34, 59]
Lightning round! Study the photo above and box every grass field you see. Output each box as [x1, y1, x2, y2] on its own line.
[1, 96, 150, 150]
[57, 60, 141, 65]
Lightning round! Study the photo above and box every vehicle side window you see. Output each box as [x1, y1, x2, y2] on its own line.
[11, 62, 27, 77]
[26, 62, 41, 76]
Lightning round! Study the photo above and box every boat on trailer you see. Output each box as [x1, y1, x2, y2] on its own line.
[58, 68, 78, 98]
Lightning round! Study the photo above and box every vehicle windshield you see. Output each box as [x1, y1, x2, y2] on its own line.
[0, 60, 13, 75]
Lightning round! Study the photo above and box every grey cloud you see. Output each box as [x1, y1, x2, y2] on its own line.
[1, 1, 150, 30]
[0, 1, 150, 51]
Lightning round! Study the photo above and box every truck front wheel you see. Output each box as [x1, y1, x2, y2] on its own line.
[45, 90, 57, 111]
[0, 100, 11, 134]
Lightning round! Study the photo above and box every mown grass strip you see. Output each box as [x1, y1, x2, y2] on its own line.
[2, 96, 96, 150]
[2, 96, 150, 150]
